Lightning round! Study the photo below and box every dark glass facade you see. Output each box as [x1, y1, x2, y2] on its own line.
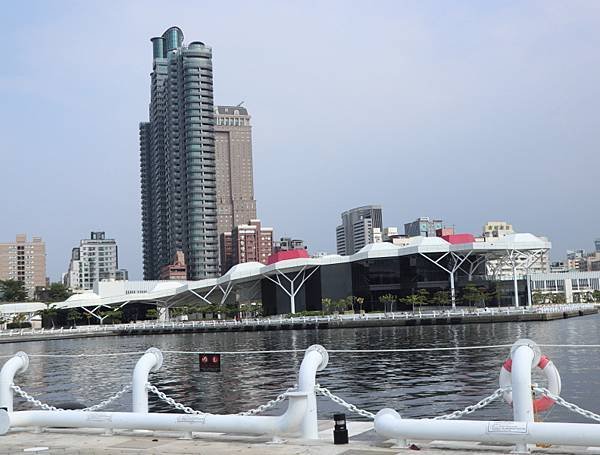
[262, 254, 526, 315]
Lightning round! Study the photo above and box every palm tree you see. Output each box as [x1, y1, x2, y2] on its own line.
[67, 308, 80, 328]
[378, 294, 396, 313]
[36, 303, 57, 329]
[321, 298, 333, 315]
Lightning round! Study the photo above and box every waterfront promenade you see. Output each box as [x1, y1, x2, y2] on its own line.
[0, 304, 595, 344]
[3, 423, 600, 454]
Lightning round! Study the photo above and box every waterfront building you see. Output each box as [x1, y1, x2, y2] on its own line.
[530, 271, 600, 303]
[214, 105, 257, 236]
[140, 26, 218, 281]
[268, 237, 309, 264]
[53, 232, 551, 316]
[0, 234, 46, 299]
[404, 217, 443, 237]
[65, 232, 119, 291]
[483, 221, 514, 238]
[220, 219, 273, 272]
[159, 250, 187, 280]
[336, 205, 383, 255]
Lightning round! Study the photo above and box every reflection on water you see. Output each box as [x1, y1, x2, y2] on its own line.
[1, 314, 600, 422]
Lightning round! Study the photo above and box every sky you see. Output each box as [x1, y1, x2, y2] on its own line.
[1, 1, 599, 281]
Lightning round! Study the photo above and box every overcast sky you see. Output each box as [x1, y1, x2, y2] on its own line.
[1, 1, 599, 281]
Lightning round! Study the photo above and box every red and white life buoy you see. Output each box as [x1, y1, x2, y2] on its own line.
[499, 355, 561, 413]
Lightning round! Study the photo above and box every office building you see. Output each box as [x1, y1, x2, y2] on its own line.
[214, 105, 257, 236]
[404, 217, 443, 237]
[65, 232, 119, 290]
[140, 26, 218, 280]
[0, 234, 46, 299]
[220, 219, 273, 272]
[595, 238, 600, 253]
[336, 205, 383, 255]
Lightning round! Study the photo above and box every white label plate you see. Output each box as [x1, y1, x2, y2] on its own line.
[487, 421, 528, 434]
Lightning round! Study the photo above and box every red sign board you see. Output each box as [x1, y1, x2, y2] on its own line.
[199, 353, 221, 372]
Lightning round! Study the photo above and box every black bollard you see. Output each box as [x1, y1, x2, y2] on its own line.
[333, 413, 348, 444]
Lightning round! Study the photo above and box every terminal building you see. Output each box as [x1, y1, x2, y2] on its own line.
[11, 233, 551, 323]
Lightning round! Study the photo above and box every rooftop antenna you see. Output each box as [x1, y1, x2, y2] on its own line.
[236, 101, 245, 107]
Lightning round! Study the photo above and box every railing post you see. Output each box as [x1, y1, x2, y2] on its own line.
[510, 339, 540, 454]
[0, 352, 29, 412]
[298, 345, 328, 440]
[132, 348, 163, 413]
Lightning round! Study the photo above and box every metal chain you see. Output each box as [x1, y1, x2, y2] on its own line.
[237, 386, 297, 416]
[533, 387, 600, 423]
[315, 384, 376, 420]
[146, 383, 209, 415]
[433, 388, 508, 420]
[10, 383, 131, 412]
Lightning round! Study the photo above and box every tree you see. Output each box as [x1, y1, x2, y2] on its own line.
[67, 308, 80, 327]
[417, 289, 429, 311]
[462, 284, 484, 308]
[550, 293, 566, 305]
[378, 294, 397, 313]
[432, 290, 450, 307]
[321, 298, 333, 315]
[399, 293, 422, 312]
[45, 283, 72, 302]
[0, 280, 28, 302]
[353, 296, 365, 314]
[532, 290, 546, 305]
[101, 309, 123, 324]
[146, 308, 159, 320]
[36, 303, 58, 329]
[593, 290, 600, 303]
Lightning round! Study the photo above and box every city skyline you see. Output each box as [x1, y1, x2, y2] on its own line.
[2, 2, 600, 281]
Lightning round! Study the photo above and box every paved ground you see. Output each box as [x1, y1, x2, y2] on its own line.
[1, 421, 598, 454]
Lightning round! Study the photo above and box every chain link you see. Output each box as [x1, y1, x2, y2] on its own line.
[433, 388, 508, 420]
[533, 387, 600, 423]
[146, 383, 208, 415]
[315, 384, 376, 420]
[236, 386, 297, 416]
[10, 383, 131, 412]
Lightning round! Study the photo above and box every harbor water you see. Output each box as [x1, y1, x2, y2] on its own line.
[1, 314, 599, 422]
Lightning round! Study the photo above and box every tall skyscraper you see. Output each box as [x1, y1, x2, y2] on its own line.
[335, 205, 383, 255]
[214, 105, 257, 236]
[140, 27, 218, 280]
[0, 234, 46, 299]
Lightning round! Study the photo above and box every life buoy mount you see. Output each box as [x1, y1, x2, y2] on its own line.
[499, 354, 561, 413]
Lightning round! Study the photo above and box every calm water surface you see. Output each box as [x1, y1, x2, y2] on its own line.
[1, 314, 599, 422]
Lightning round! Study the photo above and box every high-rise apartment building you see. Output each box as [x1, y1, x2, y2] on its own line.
[65, 232, 119, 290]
[404, 217, 444, 237]
[335, 205, 383, 255]
[0, 235, 46, 299]
[140, 26, 218, 280]
[220, 219, 273, 272]
[214, 105, 257, 236]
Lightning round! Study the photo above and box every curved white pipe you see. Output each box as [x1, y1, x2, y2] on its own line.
[1, 391, 308, 436]
[297, 345, 328, 439]
[0, 352, 29, 412]
[0, 344, 328, 440]
[132, 348, 163, 413]
[374, 409, 600, 447]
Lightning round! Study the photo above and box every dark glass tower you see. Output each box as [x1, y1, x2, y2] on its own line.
[140, 27, 218, 280]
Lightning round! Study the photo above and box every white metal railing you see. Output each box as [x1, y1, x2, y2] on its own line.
[0, 304, 595, 338]
[0, 345, 329, 440]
